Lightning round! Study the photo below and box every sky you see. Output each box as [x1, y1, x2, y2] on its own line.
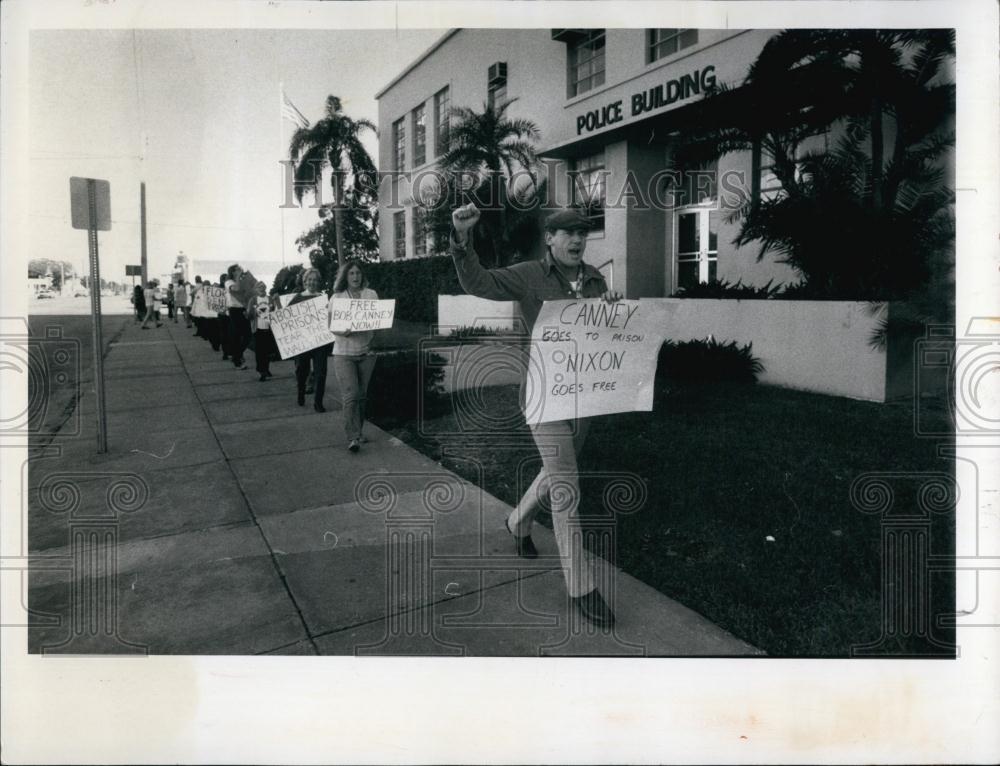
[29, 28, 443, 282]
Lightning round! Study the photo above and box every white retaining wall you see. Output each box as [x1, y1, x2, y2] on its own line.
[437, 295, 901, 402]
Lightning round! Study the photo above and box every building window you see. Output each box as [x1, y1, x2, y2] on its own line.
[568, 30, 605, 97]
[760, 130, 830, 197]
[412, 207, 431, 258]
[569, 152, 606, 231]
[412, 103, 427, 167]
[487, 62, 508, 109]
[647, 29, 698, 63]
[675, 208, 719, 291]
[434, 86, 450, 156]
[393, 210, 406, 259]
[392, 117, 406, 171]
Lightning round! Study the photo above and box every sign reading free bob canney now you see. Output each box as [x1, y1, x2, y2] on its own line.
[328, 298, 396, 332]
[525, 299, 676, 425]
[270, 294, 338, 359]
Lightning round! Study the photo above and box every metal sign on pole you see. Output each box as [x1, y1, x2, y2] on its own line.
[69, 176, 111, 453]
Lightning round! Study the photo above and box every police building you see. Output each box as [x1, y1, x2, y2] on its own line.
[375, 28, 802, 297]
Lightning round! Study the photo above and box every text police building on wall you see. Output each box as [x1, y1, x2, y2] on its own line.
[375, 28, 799, 297]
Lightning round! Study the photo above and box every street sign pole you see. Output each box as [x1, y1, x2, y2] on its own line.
[87, 180, 109, 453]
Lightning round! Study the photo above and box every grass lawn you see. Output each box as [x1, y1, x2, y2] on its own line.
[372, 380, 955, 657]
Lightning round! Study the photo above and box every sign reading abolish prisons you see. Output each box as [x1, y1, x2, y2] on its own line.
[525, 299, 675, 425]
[270, 294, 337, 359]
[328, 299, 396, 333]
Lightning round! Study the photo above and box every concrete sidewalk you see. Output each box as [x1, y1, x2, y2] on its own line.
[27, 317, 762, 656]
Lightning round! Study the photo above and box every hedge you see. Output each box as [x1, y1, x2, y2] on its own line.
[365, 256, 464, 324]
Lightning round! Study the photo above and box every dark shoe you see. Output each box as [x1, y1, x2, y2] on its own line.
[314, 402, 326, 413]
[297, 391, 305, 406]
[348, 439, 360, 452]
[505, 518, 538, 559]
[222, 354, 230, 361]
[573, 589, 615, 627]
[259, 374, 267, 382]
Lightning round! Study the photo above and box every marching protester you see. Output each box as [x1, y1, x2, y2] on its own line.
[191, 276, 209, 342]
[139, 280, 162, 329]
[289, 267, 332, 412]
[450, 202, 623, 627]
[131, 284, 146, 323]
[218, 272, 231, 362]
[225, 264, 252, 370]
[166, 283, 176, 322]
[331, 259, 379, 452]
[177, 280, 192, 328]
[246, 282, 276, 382]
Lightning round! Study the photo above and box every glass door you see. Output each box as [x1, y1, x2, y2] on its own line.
[674, 207, 718, 291]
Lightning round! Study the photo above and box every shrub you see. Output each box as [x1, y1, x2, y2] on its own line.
[672, 278, 784, 300]
[657, 338, 763, 388]
[364, 256, 465, 324]
[446, 325, 508, 339]
[366, 349, 447, 426]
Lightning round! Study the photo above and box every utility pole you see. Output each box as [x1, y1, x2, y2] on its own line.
[140, 182, 148, 286]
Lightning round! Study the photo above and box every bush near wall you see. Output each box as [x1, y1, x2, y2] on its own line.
[657, 338, 763, 389]
[366, 349, 447, 426]
[365, 256, 465, 324]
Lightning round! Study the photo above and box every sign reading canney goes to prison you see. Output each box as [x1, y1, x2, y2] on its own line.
[270, 294, 338, 359]
[328, 299, 396, 333]
[525, 299, 676, 425]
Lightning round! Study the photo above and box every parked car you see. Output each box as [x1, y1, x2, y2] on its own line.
[74, 288, 89, 297]
[36, 290, 54, 299]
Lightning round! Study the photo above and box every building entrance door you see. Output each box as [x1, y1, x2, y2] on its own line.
[673, 207, 719, 292]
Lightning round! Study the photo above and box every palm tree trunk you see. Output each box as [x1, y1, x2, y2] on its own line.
[331, 169, 347, 269]
[870, 95, 884, 211]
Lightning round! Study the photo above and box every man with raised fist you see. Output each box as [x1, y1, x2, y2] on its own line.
[450, 202, 622, 627]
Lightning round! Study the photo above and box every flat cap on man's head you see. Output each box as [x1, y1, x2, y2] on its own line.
[544, 207, 592, 232]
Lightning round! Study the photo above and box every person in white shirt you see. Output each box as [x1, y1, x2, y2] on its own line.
[139, 280, 162, 329]
[330, 260, 379, 452]
[246, 282, 276, 381]
[225, 264, 250, 369]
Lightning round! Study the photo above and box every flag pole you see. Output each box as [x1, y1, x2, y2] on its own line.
[279, 80, 286, 266]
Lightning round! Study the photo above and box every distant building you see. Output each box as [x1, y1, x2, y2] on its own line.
[28, 275, 51, 294]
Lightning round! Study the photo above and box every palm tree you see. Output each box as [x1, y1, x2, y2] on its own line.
[675, 29, 954, 297]
[289, 95, 377, 269]
[436, 98, 540, 266]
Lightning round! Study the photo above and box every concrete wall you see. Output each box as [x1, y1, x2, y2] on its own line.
[439, 295, 905, 402]
[624, 139, 668, 297]
[437, 294, 522, 332]
[661, 298, 895, 401]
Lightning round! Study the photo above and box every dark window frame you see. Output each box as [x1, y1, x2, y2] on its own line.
[412, 102, 427, 167]
[567, 30, 606, 98]
[646, 29, 699, 64]
[392, 117, 406, 171]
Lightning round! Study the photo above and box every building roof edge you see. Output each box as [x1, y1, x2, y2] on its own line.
[374, 29, 462, 100]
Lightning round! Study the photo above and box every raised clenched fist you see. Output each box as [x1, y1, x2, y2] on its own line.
[452, 203, 481, 236]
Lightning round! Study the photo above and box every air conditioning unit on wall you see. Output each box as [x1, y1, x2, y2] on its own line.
[488, 62, 507, 85]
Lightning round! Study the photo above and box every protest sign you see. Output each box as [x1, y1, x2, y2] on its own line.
[203, 285, 227, 313]
[328, 298, 396, 332]
[190, 287, 211, 318]
[524, 299, 675, 425]
[270, 294, 338, 359]
[275, 292, 297, 308]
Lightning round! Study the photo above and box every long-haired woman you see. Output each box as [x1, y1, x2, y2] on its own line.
[330, 260, 379, 451]
[289, 267, 332, 412]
